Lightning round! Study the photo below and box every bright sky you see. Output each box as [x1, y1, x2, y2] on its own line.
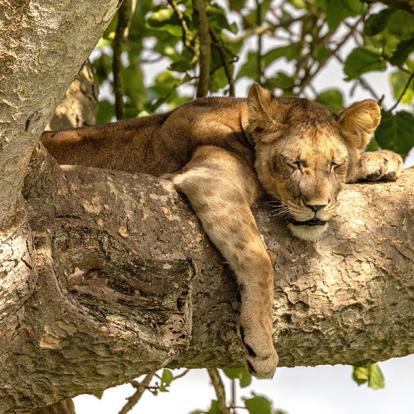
[75, 356, 414, 413]
[76, 19, 414, 413]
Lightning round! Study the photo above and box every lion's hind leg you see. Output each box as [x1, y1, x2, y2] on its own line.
[173, 145, 278, 379]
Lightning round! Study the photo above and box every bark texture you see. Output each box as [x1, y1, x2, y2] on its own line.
[4, 142, 413, 411]
[0, 0, 119, 226]
[0, 1, 119, 412]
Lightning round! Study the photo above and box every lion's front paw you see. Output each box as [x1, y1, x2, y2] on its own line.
[240, 325, 278, 379]
[359, 150, 403, 182]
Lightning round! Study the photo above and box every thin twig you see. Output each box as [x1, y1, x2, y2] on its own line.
[297, 17, 363, 94]
[167, 0, 195, 51]
[193, 0, 211, 97]
[229, 15, 301, 44]
[330, 47, 380, 100]
[255, 0, 264, 84]
[228, 24, 269, 43]
[112, 0, 131, 120]
[207, 368, 230, 414]
[210, 29, 235, 96]
[230, 378, 237, 414]
[388, 71, 414, 112]
[173, 368, 191, 380]
[118, 372, 156, 414]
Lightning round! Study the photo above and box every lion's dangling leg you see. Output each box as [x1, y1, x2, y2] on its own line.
[173, 145, 278, 378]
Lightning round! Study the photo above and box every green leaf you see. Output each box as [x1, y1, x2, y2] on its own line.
[314, 46, 331, 62]
[316, 89, 344, 112]
[169, 58, 193, 72]
[364, 8, 393, 36]
[161, 369, 174, 386]
[222, 368, 252, 388]
[368, 364, 385, 390]
[390, 39, 414, 67]
[146, 8, 183, 37]
[344, 47, 386, 79]
[244, 395, 272, 414]
[352, 363, 385, 389]
[207, 4, 239, 33]
[92, 53, 113, 85]
[206, 400, 220, 414]
[263, 43, 301, 65]
[289, 0, 306, 9]
[236, 51, 258, 79]
[147, 8, 175, 27]
[352, 365, 370, 385]
[366, 138, 381, 151]
[387, 10, 414, 40]
[390, 71, 414, 105]
[96, 100, 114, 124]
[149, 71, 180, 98]
[210, 67, 230, 92]
[326, 0, 364, 30]
[121, 64, 145, 107]
[375, 110, 414, 157]
[268, 71, 295, 90]
[229, 0, 245, 11]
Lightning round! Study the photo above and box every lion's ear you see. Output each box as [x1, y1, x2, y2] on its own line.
[247, 83, 275, 123]
[339, 100, 381, 149]
[247, 84, 282, 143]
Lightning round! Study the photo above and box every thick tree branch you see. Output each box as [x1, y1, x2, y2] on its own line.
[3, 142, 412, 411]
[0, 0, 120, 227]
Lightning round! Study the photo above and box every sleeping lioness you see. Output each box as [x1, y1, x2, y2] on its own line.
[41, 84, 403, 378]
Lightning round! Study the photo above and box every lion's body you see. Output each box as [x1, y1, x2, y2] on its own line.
[41, 97, 253, 176]
[41, 85, 403, 378]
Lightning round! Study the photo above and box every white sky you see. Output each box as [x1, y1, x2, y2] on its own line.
[75, 356, 414, 413]
[77, 13, 414, 413]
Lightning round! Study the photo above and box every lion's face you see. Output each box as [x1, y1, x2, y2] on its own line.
[247, 84, 381, 241]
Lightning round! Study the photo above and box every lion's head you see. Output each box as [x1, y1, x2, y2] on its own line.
[246, 84, 381, 241]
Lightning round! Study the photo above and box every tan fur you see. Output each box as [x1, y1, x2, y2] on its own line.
[41, 84, 403, 378]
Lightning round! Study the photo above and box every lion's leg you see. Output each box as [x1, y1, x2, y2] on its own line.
[348, 150, 403, 183]
[172, 146, 278, 378]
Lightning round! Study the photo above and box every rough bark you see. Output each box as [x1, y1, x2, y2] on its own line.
[0, 0, 119, 227]
[0, 1, 119, 412]
[29, 62, 98, 414]
[3, 141, 413, 411]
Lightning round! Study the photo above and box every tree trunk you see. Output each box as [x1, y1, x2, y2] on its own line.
[0, 1, 119, 412]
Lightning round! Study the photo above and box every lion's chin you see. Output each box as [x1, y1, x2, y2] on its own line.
[288, 222, 329, 241]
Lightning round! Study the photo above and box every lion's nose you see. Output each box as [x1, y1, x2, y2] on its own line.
[307, 204, 326, 212]
[303, 200, 330, 212]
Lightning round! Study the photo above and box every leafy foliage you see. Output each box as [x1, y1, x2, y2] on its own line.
[90, 0, 414, 160]
[375, 110, 414, 156]
[223, 367, 252, 387]
[352, 363, 385, 390]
